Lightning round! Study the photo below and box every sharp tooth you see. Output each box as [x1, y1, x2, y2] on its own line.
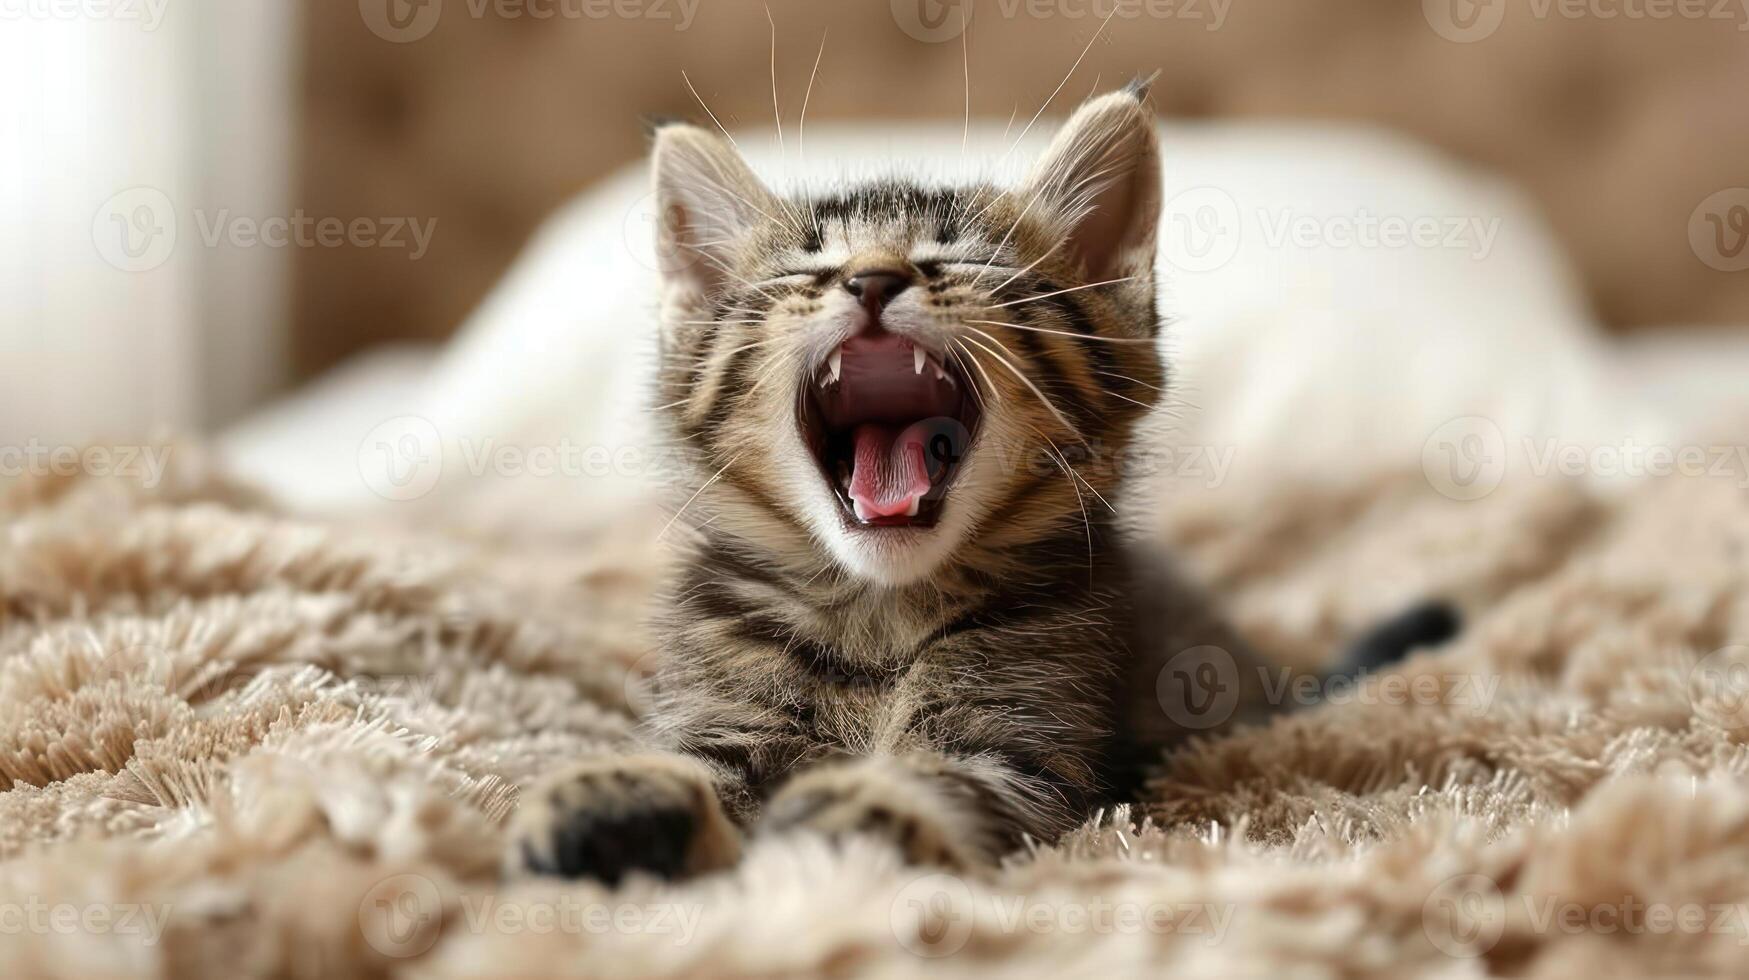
[828, 348, 842, 383]
[914, 346, 927, 375]
[905, 498, 921, 518]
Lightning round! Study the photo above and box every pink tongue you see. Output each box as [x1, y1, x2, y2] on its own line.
[849, 421, 935, 519]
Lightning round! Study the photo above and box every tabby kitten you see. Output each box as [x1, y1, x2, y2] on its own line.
[509, 83, 1228, 881]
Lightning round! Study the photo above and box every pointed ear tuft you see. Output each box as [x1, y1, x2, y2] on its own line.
[1020, 90, 1161, 286]
[651, 124, 781, 299]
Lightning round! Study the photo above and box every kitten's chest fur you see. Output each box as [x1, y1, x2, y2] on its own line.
[651, 534, 1141, 808]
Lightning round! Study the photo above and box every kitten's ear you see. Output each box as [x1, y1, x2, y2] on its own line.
[651, 123, 781, 298]
[1019, 84, 1161, 286]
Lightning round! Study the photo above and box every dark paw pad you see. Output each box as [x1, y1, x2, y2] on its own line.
[507, 756, 739, 884]
[521, 798, 695, 885]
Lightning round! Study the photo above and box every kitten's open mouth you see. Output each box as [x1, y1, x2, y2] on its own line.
[799, 333, 979, 529]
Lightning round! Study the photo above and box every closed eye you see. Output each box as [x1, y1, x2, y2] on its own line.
[758, 268, 838, 288]
[938, 259, 1019, 276]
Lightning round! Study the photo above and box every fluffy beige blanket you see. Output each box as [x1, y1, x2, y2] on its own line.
[2, 448, 1747, 979]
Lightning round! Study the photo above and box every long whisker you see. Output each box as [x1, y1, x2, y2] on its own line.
[799, 29, 827, 171]
[959, 332, 1082, 440]
[1039, 426, 1115, 514]
[998, 9, 1115, 164]
[1100, 388, 1152, 410]
[990, 240, 1063, 295]
[715, 336, 786, 358]
[951, 339, 1007, 411]
[681, 70, 740, 151]
[678, 243, 783, 302]
[745, 347, 803, 398]
[960, 0, 972, 157]
[765, 5, 784, 157]
[1036, 430, 1094, 575]
[965, 320, 1154, 346]
[658, 451, 743, 541]
[1093, 369, 1163, 392]
[981, 276, 1135, 310]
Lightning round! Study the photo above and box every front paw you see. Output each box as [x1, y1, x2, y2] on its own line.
[762, 758, 981, 869]
[506, 753, 740, 884]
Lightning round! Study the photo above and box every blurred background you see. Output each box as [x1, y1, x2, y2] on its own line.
[3, 0, 1747, 453]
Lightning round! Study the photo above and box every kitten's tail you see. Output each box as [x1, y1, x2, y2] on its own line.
[1327, 599, 1463, 680]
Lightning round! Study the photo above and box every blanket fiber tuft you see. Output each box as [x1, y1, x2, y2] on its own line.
[2, 452, 1747, 978]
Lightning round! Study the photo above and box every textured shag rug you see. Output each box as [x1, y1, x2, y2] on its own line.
[2, 446, 1748, 979]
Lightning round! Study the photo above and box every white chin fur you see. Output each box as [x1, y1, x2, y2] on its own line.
[818, 520, 963, 588]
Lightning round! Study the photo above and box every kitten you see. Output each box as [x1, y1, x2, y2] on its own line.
[509, 82, 1254, 881]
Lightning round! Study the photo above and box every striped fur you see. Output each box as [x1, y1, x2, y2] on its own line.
[509, 88, 1224, 879]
